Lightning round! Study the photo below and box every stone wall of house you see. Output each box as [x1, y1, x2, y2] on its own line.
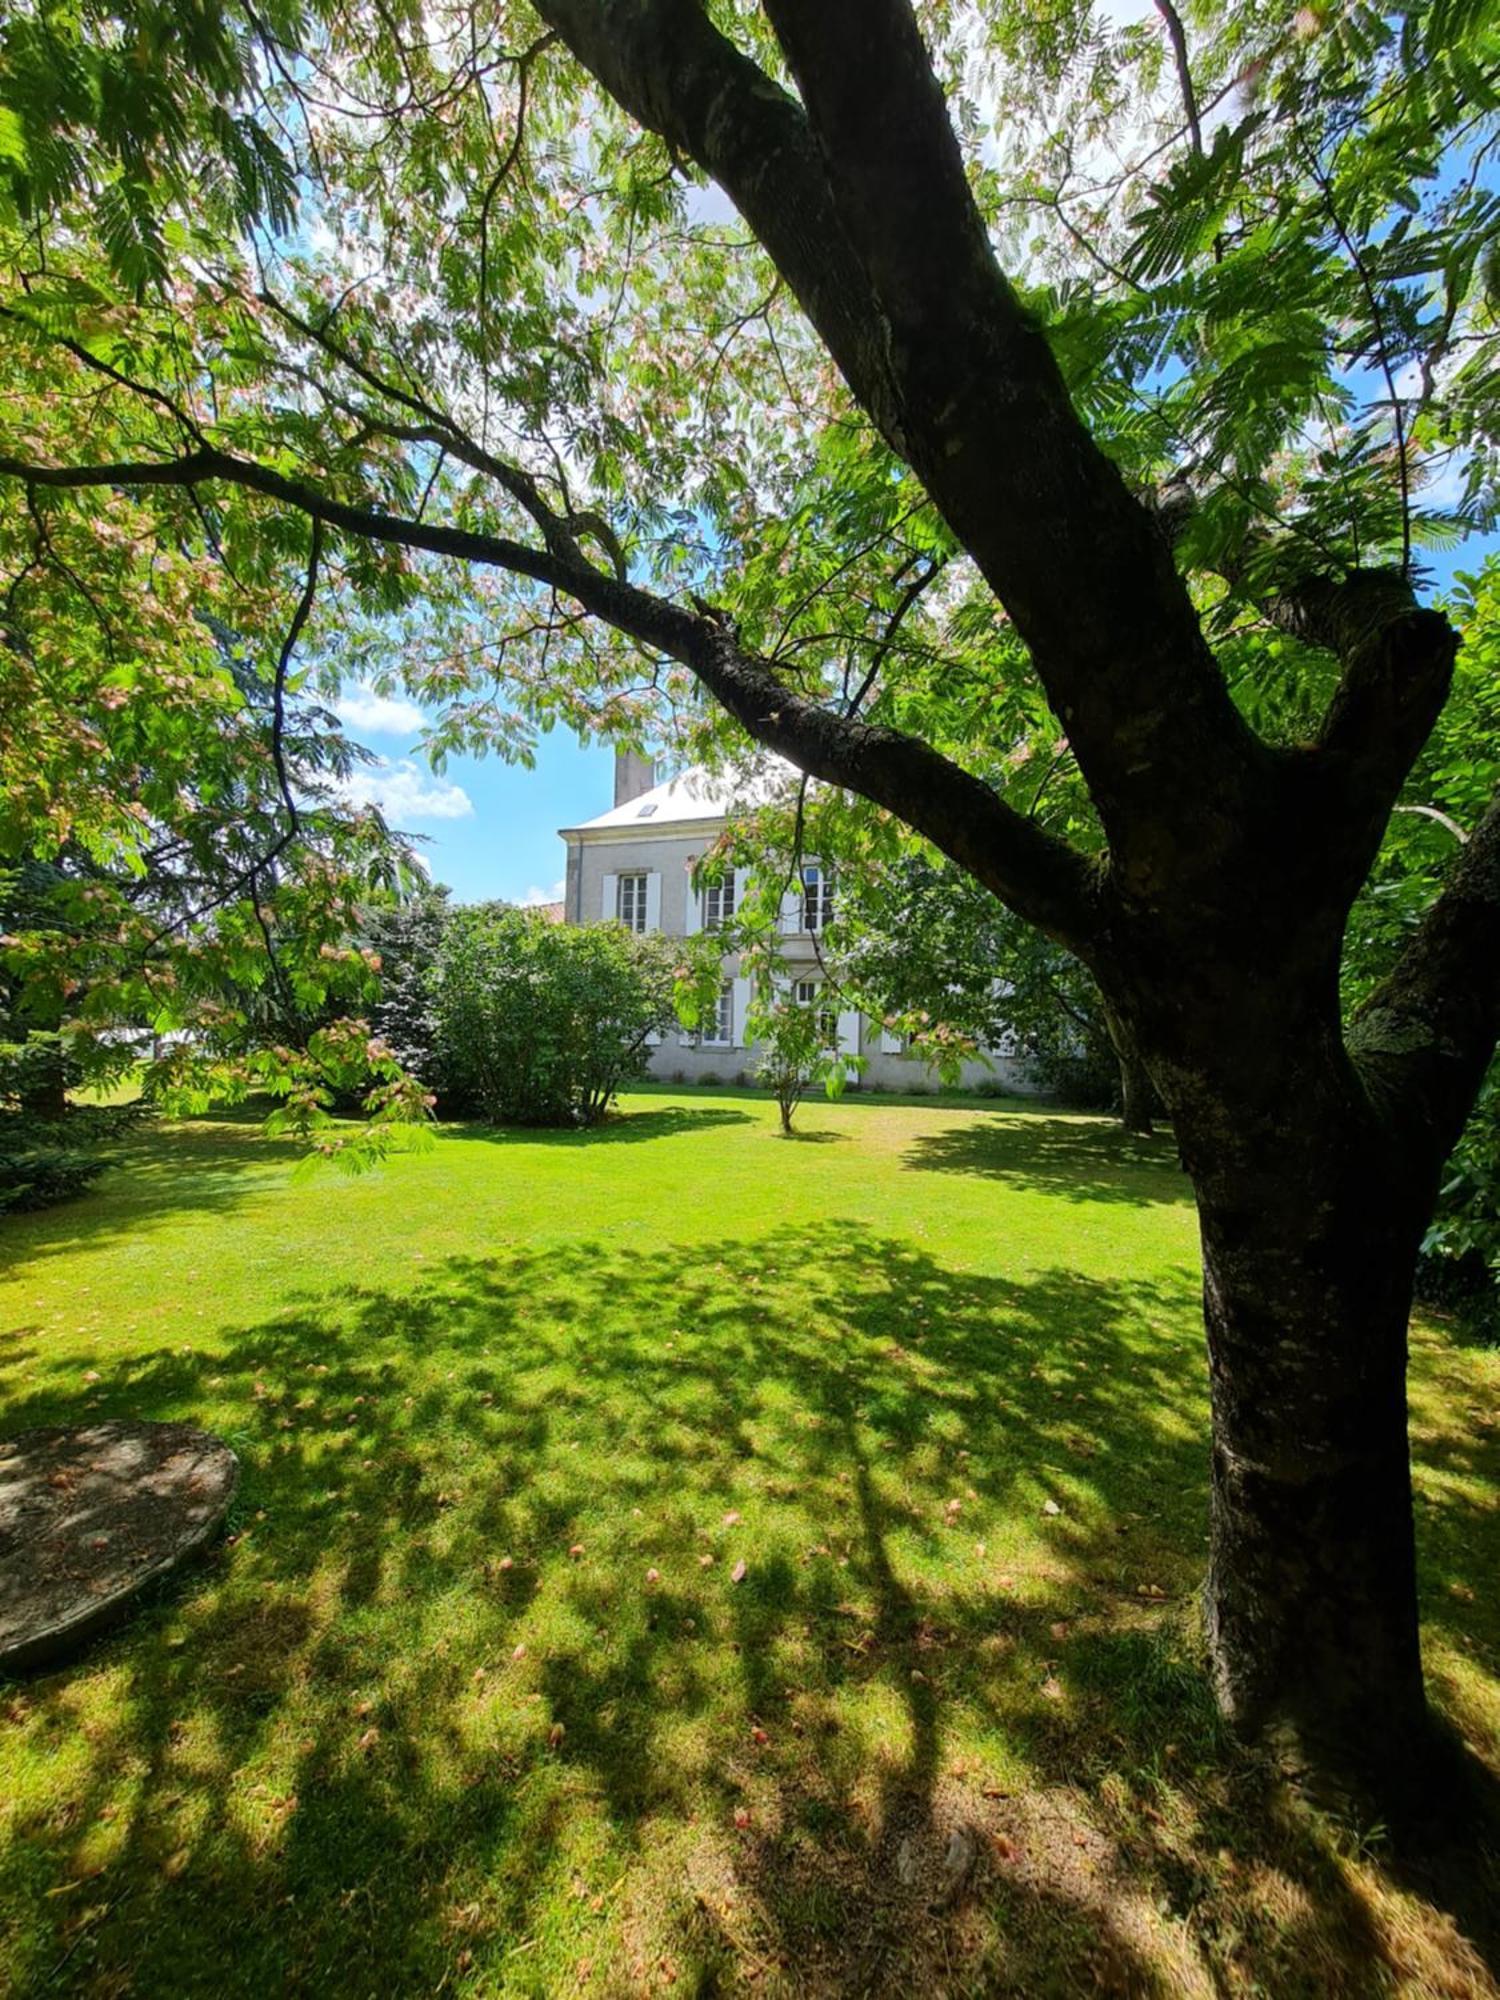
[643, 1032, 1035, 1094]
[564, 800, 1043, 1099]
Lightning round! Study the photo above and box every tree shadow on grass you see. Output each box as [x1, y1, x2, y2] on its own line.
[0, 1116, 309, 1279]
[2, 1225, 1495, 1996]
[0, 1106, 756, 1287]
[454, 1104, 755, 1147]
[903, 1113, 1188, 1207]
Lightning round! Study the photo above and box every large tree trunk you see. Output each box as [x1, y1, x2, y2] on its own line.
[1118, 1045, 1156, 1138]
[1172, 1035, 1433, 1789]
[17, 1038, 71, 1120]
[1201, 1218, 1425, 1764]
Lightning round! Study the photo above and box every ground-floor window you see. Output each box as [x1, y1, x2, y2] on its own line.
[704, 980, 734, 1046]
[793, 978, 837, 1043]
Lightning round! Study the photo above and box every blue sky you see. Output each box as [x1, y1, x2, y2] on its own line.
[332, 689, 613, 904]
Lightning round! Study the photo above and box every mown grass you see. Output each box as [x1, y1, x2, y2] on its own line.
[1, 1088, 1497, 1997]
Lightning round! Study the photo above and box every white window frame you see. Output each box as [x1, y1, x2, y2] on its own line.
[703, 980, 735, 1048]
[617, 871, 648, 933]
[800, 864, 834, 934]
[702, 871, 737, 933]
[793, 978, 836, 1045]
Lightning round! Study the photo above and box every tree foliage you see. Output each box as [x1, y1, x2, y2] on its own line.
[425, 903, 699, 1126]
[830, 850, 1120, 1103]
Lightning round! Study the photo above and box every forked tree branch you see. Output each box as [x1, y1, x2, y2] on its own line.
[0, 444, 1102, 945]
[534, 0, 1263, 875]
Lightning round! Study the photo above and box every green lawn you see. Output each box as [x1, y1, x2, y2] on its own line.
[2, 1089, 1497, 1997]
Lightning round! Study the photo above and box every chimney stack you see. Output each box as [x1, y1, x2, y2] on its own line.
[614, 748, 655, 808]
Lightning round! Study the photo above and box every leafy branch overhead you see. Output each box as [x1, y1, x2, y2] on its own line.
[0, 0, 1495, 1157]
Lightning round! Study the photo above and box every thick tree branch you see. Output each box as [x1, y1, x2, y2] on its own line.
[677, 618, 1101, 944]
[1264, 568, 1461, 886]
[1349, 791, 1500, 1177]
[0, 445, 1100, 946]
[1315, 594, 1458, 811]
[533, 0, 1263, 879]
[1189, 542, 1460, 872]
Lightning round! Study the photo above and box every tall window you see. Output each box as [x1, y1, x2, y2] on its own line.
[800, 865, 834, 933]
[703, 873, 736, 932]
[617, 873, 648, 932]
[795, 977, 835, 1043]
[704, 980, 734, 1046]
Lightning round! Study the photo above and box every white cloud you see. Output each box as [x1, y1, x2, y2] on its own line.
[336, 684, 427, 738]
[340, 759, 474, 822]
[520, 878, 566, 906]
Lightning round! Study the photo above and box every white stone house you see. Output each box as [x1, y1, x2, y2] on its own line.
[558, 753, 1032, 1092]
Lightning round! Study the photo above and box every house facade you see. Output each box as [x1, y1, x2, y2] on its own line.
[558, 752, 1034, 1092]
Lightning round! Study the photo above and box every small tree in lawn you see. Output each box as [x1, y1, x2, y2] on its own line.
[751, 987, 862, 1136]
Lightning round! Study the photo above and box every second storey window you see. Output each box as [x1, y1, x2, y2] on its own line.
[800, 865, 834, 933]
[703, 873, 736, 932]
[617, 872, 648, 932]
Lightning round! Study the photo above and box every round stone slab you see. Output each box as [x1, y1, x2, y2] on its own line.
[0, 1421, 238, 1675]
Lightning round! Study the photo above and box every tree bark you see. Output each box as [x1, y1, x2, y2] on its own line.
[1102, 1001, 1155, 1136]
[1203, 1239, 1425, 1758]
[1170, 1051, 1432, 1785]
[1118, 1045, 1156, 1138]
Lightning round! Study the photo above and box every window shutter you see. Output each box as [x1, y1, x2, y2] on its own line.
[732, 976, 753, 1047]
[601, 871, 618, 922]
[644, 872, 661, 932]
[778, 888, 800, 934]
[836, 1009, 861, 1057]
[683, 865, 701, 935]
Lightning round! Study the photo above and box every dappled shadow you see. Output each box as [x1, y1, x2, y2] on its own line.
[0, 1105, 755, 1283]
[0, 1115, 308, 1277]
[4, 1212, 1495, 1994]
[903, 1113, 1187, 1206]
[455, 1104, 755, 1146]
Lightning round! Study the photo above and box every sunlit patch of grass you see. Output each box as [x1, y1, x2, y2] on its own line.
[1, 1090, 1496, 1995]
